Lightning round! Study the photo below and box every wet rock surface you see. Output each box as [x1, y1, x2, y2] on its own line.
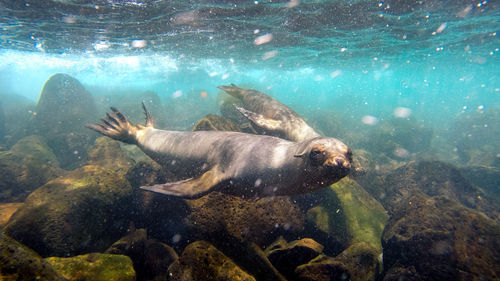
[382, 193, 500, 281]
[32, 73, 98, 169]
[5, 165, 134, 257]
[106, 227, 179, 281]
[0, 203, 23, 228]
[192, 113, 241, 132]
[0, 232, 66, 281]
[168, 240, 256, 281]
[45, 253, 135, 281]
[0, 135, 63, 202]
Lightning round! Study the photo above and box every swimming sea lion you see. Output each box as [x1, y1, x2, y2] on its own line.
[218, 84, 321, 142]
[86, 104, 351, 199]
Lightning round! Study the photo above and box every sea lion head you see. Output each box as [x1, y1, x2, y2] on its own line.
[295, 137, 352, 183]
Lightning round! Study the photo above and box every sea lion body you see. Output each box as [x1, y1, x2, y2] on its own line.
[218, 84, 321, 142]
[87, 105, 351, 198]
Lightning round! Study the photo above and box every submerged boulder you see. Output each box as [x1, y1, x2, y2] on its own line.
[0, 232, 66, 281]
[32, 73, 98, 169]
[382, 193, 500, 281]
[45, 253, 135, 281]
[106, 227, 179, 281]
[0, 203, 23, 228]
[379, 160, 498, 220]
[5, 165, 134, 257]
[168, 240, 256, 281]
[0, 135, 63, 202]
[0, 92, 36, 147]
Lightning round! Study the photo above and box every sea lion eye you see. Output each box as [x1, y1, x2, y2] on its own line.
[309, 149, 324, 165]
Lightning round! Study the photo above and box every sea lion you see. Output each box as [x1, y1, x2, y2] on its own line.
[218, 84, 321, 142]
[86, 104, 351, 199]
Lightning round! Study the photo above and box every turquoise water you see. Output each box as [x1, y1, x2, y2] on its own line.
[0, 0, 499, 280]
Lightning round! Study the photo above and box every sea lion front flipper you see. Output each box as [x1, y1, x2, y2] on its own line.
[139, 168, 224, 199]
[234, 105, 282, 131]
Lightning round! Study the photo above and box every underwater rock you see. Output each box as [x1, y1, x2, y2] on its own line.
[0, 92, 36, 147]
[382, 193, 500, 281]
[331, 242, 380, 281]
[106, 227, 179, 281]
[87, 136, 136, 173]
[32, 73, 98, 170]
[448, 108, 500, 168]
[294, 254, 350, 281]
[303, 178, 388, 256]
[460, 165, 500, 201]
[0, 232, 66, 281]
[380, 160, 498, 220]
[0, 203, 23, 228]
[168, 240, 256, 281]
[192, 114, 241, 132]
[96, 90, 169, 129]
[45, 253, 135, 281]
[265, 237, 323, 279]
[185, 191, 305, 246]
[0, 135, 63, 202]
[359, 117, 433, 161]
[5, 165, 134, 257]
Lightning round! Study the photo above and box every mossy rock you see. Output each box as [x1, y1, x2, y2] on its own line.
[168, 240, 256, 281]
[306, 178, 388, 254]
[32, 73, 98, 169]
[45, 253, 135, 281]
[192, 114, 241, 132]
[5, 165, 134, 257]
[0, 232, 65, 281]
[86, 136, 136, 174]
[0, 135, 63, 202]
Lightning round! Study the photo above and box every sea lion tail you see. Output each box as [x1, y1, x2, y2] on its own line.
[85, 107, 141, 144]
[217, 84, 244, 99]
[142, 101, 154, 127]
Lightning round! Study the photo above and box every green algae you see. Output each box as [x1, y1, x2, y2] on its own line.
[45, 253, 135, 281]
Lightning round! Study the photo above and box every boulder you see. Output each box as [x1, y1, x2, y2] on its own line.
[168, 240, 256, 281]
[382, 193, 500, 281]
[5, 165, 134, 257]
[185, 191, 305, 246]
[294, 254, 350, 281]
[0, 203, 23, 228]
[86, 136, 136, 174]
[0, 232, 65, 281]
[460, 165, 500, 201]
[265, 237, 323, 279]
[45, 253, 135, 281]
[192, 114, 241, 132]
[380, 160, 498, 220]
[32, 73, 98, 169]
[0, 135, 63, 202]
[303, 178, 388, 256]
[0, 92, 35, 146]
[106, 227, 179, 281]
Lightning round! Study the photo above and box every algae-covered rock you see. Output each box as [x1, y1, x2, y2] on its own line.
[5, 165, 134, 257]
[305, 178, 388, 255]
[295, 254, 350, 281]
[381, 161, 498, 220]
[192, 114, 241, 132]
[186, 191, 305, 246]
[0, 203, 23, 228]
[168, 240, 256, 281]
[0, 135, 63, 202]
[382, 193, 500, 281]
[106, 227, 179, 281]
[0, 232, 66, 281]
[265, 237, 324, 279]
[460, 165, 500, 201]
[45, 253, 135, 281]
[32, 73, 98, 169]
[86, 136, 136, 173]
[0, 92, 35, 147]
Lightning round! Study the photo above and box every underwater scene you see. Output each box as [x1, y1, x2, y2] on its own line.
[0, 0, 499, 280]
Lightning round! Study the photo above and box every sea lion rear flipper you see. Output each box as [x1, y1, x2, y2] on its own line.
[217, 84, 245, 99]
[139, 168, 223, 199]
[234, 105, 282, 131]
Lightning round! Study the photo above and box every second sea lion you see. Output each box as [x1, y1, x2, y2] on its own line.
[86, 104, 351, 199]
[218, 84, 321, 142]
